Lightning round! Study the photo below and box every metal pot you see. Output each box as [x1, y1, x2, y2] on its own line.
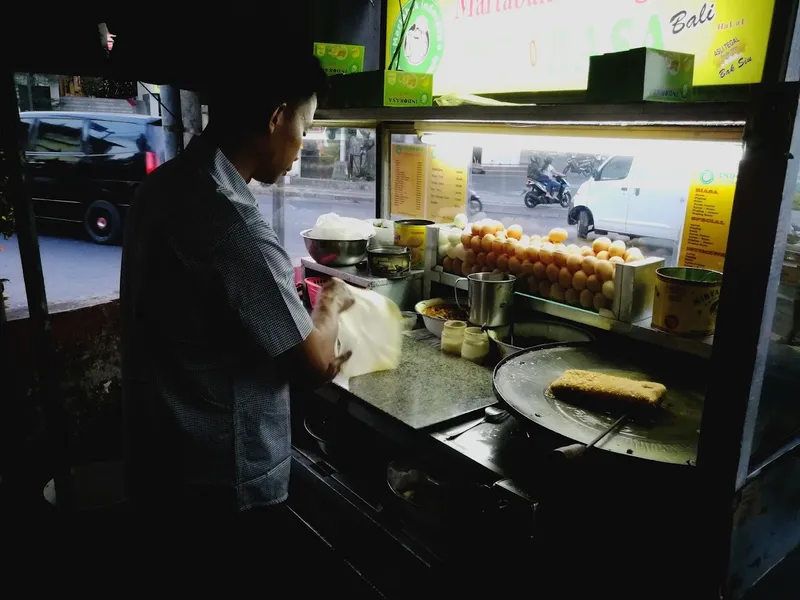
[455, 272, 516, 328]
[304, 415, 334, 456]
[386, 461, 452, 529]
[367, 246, 411, 279]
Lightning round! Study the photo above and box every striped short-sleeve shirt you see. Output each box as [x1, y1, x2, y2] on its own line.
[120, 135, 312, 510]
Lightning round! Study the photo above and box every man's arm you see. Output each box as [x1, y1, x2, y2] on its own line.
[210, 213, 352, 385]
[278, 278, 354, 387]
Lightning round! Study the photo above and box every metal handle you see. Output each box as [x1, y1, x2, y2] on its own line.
[621, 186, 628, 191]
[549, 443, 588, 462]
[446, 416, 486, 441]
[634, 187, 641, 196]
[548, 413, 629, 463]
[454, 277, 468, 311]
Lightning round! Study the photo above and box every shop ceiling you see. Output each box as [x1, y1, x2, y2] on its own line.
[2, 8, 345, 90]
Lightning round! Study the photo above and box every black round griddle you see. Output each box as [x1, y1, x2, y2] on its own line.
[492, 342, 704, 466]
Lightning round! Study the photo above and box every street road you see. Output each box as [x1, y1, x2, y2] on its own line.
[4, 165, 795, 317]
[0, 192, 374, 316]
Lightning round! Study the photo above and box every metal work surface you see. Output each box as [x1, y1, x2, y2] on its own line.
[493, 343, 704, 465]
[346, 334, 496, 430]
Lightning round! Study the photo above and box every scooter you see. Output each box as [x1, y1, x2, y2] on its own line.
[468, 189, 483, 215]
[523, 175, 572, 209]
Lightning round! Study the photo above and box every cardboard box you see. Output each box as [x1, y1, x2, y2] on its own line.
[325, 70, 433, 108]
[587, 48, 694, 103]
[313, 42, 365, 76]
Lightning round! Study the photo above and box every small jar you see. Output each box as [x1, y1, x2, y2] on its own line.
[400, 311, 418, 332]
[441, 320, 467, 355]
[461, 327, 490, 364]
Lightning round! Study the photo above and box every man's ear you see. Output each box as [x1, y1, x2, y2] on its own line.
[269, 103, 288, 133]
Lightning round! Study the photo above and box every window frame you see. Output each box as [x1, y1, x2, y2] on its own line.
[596, 156, 633, 182]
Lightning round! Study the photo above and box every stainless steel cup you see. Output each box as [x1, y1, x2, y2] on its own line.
[455, 272, 516, 328]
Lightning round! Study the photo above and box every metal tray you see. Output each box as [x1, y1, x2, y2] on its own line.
[492, 342, 704, 465]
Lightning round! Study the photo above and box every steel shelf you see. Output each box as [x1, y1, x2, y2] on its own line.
[302, 257, 424, 289]
[316, 102, 748, 127]
[426, 269, 713, 359]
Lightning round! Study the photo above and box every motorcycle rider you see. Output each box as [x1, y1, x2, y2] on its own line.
[538, 156, 565, 199]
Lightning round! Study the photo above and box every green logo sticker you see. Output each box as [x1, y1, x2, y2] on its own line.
[700, 170, 715, 184]
[389, 0, 444, 73]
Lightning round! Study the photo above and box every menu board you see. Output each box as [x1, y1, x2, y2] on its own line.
[678, 165, 738, 272]
[426, 145, 470, 222]
[390, 143, 469, 222]
[390, 144, 427, 218]
[386, 0, 776, 95]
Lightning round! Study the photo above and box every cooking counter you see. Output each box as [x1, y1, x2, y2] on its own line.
[340, 334, 496, 430]
[318, 329, 702, 497]
[319, 331, 535, 499]
[296, 330, 703, 598]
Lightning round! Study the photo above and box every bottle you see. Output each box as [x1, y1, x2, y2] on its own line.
[461, 327, 489, 363]
[441, 320, 467, 355]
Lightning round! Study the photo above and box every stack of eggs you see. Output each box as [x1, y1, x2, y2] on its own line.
[438, 219, 645, 313]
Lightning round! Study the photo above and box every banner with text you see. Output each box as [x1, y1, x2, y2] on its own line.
[386, 0, 775, 95]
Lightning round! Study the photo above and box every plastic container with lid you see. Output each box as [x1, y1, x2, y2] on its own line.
[461, 327, 490, 364]
[441, 320, 467, 355]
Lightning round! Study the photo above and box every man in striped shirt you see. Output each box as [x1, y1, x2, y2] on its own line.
[120, 54, 353, 513]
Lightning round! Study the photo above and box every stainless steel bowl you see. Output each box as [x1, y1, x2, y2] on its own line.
[301, 229, 373, 267]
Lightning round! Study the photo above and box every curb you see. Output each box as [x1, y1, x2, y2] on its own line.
[248, 177, 375, 194]
[250, 186, 374, 202]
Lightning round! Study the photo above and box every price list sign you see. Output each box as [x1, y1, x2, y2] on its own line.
[427, 145, 469, 223]
[678, 166, 738, 272]
[390, 144, 427, 218]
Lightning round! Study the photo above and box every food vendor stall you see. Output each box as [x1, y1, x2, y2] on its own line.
[1, 4, 797, 599]
[286, 1, 800, 597]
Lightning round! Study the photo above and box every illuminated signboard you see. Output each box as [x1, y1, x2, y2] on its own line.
[386, 0, 776, 95]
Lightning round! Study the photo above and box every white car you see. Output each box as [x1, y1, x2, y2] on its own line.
[567, 155, 692, 241]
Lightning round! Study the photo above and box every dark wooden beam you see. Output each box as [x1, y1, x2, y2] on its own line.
[0, 70, 70, 509]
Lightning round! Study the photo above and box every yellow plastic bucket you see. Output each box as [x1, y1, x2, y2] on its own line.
[651, 267, 723, 337]
[394, 219, 433, 269]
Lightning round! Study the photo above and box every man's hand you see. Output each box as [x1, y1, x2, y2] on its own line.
[320, 277, 355, 314]
[328, 349, 353, 379]
[278, 277, 355, 387]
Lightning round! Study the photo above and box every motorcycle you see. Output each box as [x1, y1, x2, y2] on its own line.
[468, 189, 483, 215]
[523, 175, 572, 209]
[564, 154, 601, 177]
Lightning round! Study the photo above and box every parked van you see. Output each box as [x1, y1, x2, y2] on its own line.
[567, 154, 693, 242]
[19, 111, 165, 244]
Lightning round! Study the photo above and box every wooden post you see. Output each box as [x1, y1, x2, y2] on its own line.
[0, 70, 70, 509]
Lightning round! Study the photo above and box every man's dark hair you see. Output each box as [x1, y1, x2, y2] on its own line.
[208, 54, 328, 136]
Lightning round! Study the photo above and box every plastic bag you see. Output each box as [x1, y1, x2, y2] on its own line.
[311, 213, 375, 241]
[337, 287, 403, 378]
